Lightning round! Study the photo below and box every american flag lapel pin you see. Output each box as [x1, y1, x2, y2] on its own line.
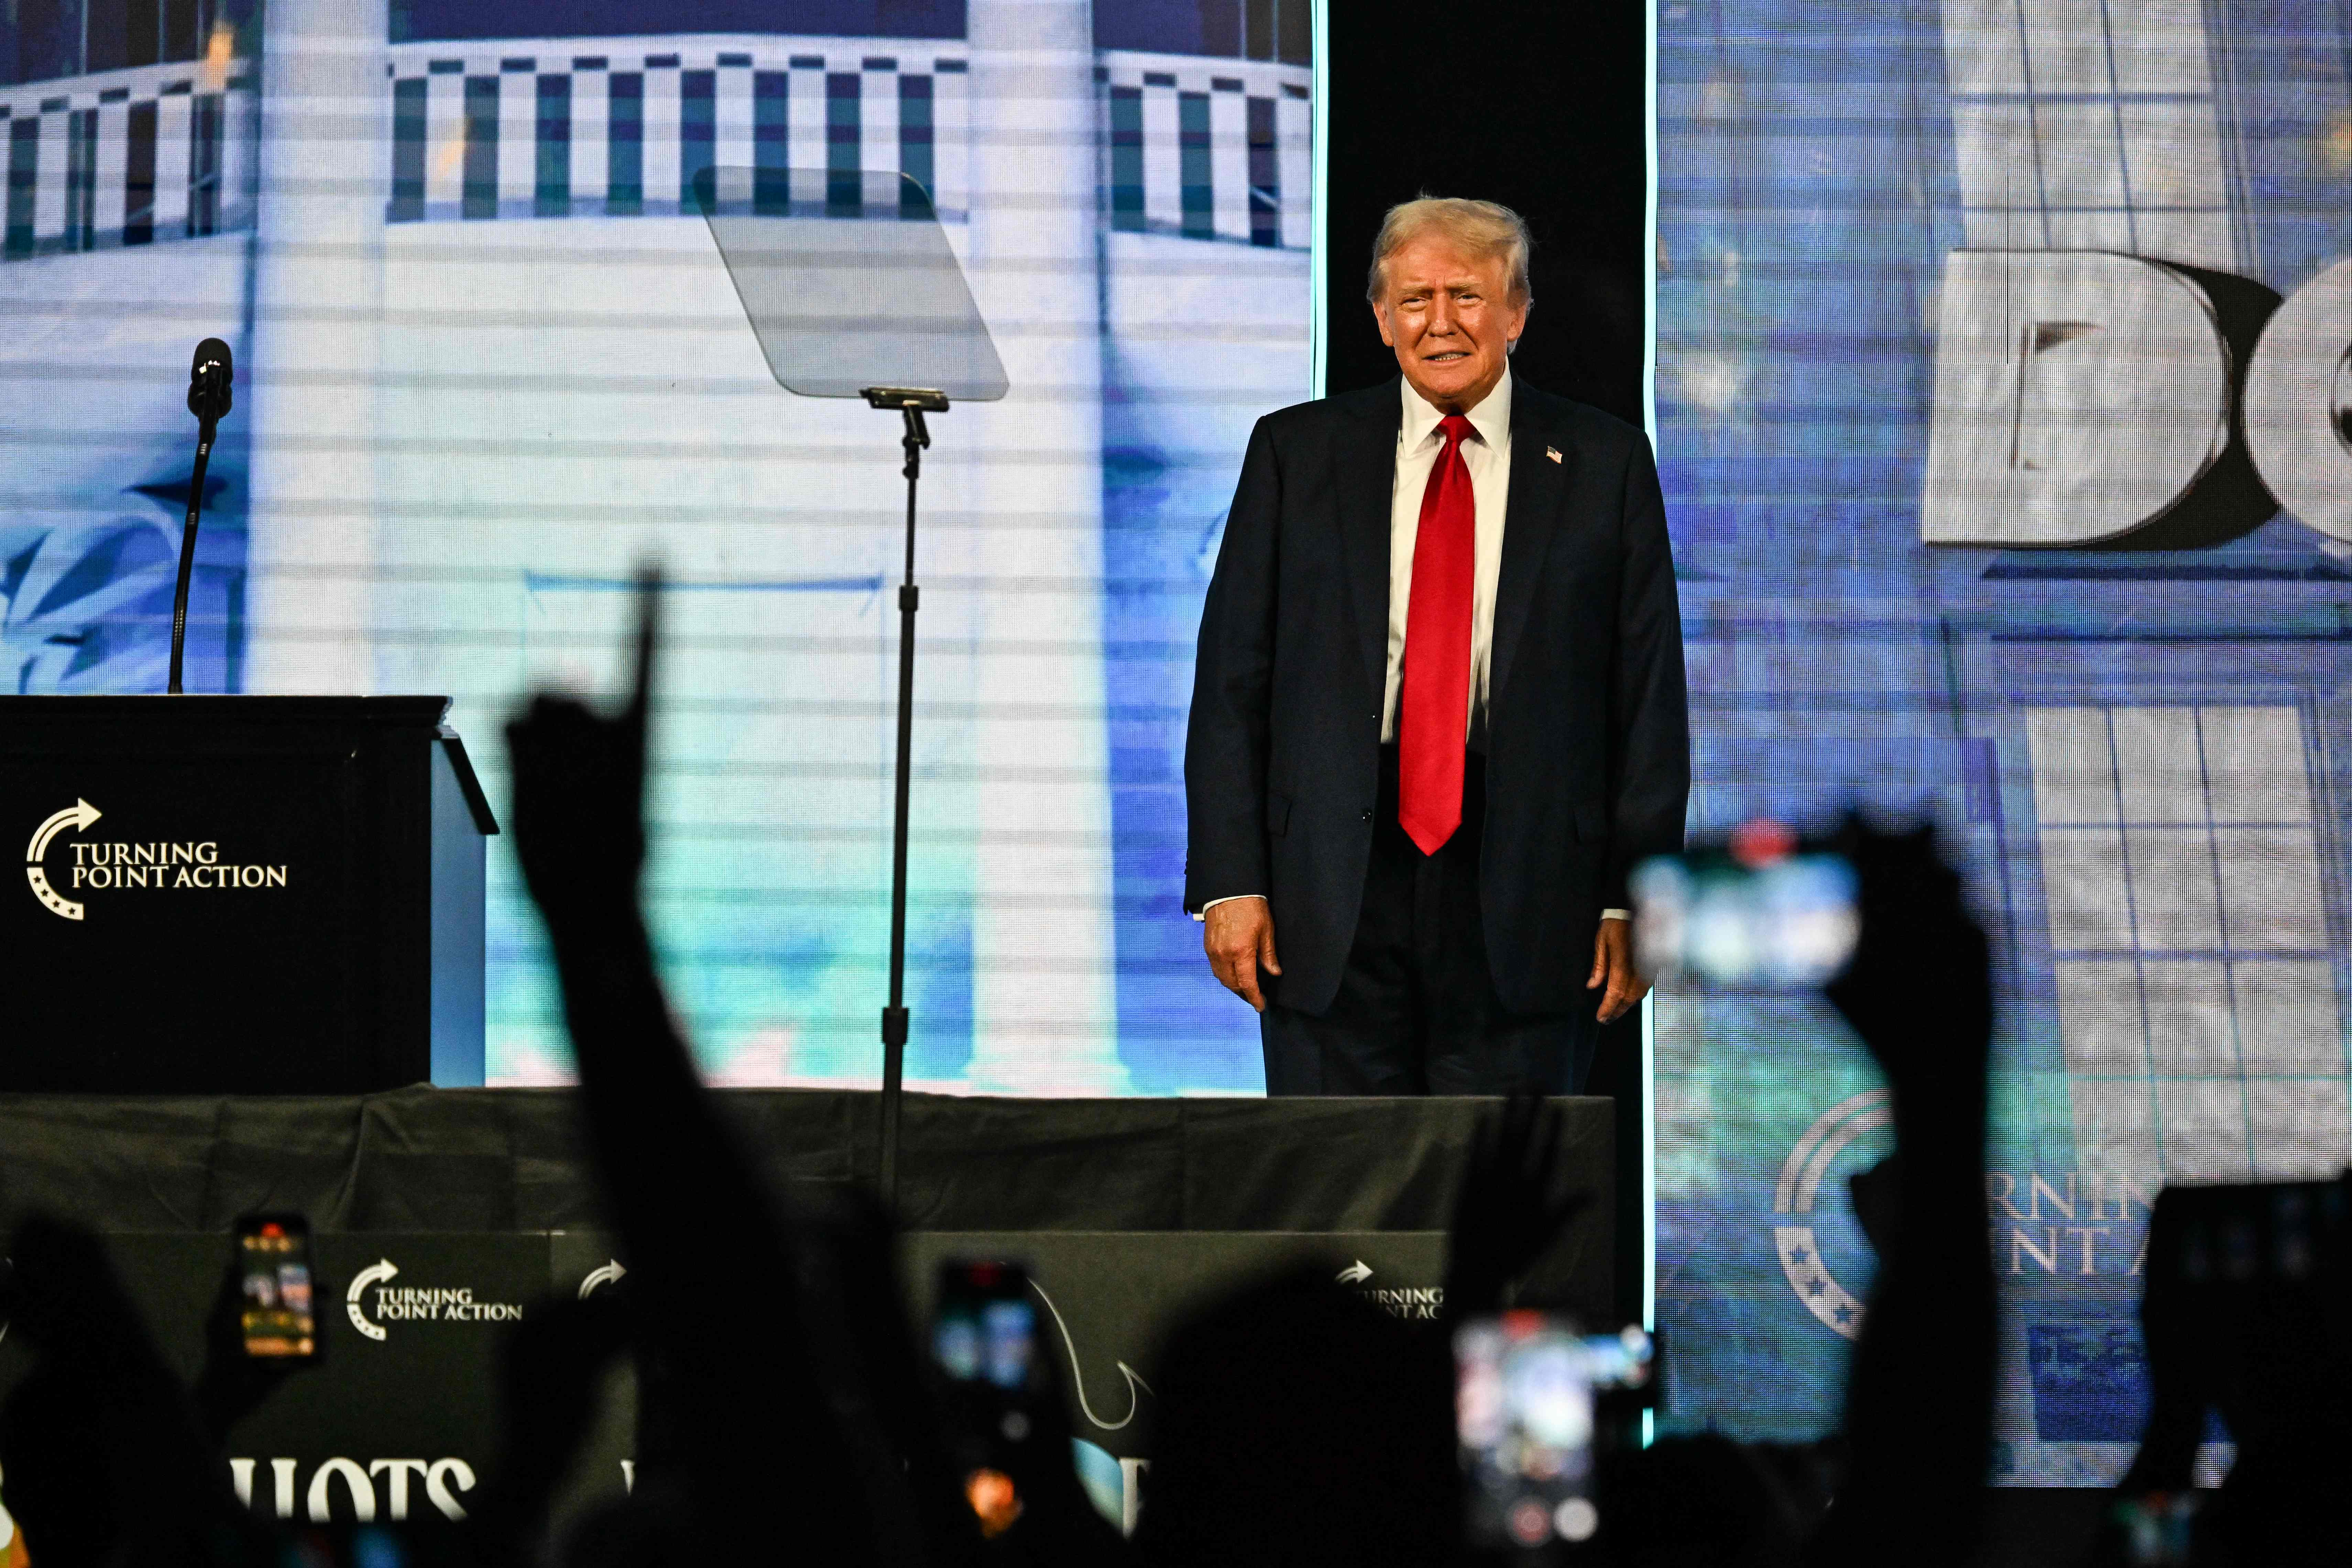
[1545, 445, 1562, 464]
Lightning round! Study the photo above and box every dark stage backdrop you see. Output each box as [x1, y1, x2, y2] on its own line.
[1321, 0, 1653, 1353]
[1322, 0, 1649, 420]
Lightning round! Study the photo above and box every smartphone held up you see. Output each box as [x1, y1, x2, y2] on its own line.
[1631, 819, 1858, 988]
[932, 1259, 1044, 1538]
[1458, 1313, 1654, 1557]
[237, 1214, 317, 1361]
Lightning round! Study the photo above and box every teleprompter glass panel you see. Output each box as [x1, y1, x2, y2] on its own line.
[693, 165, 1007, 403]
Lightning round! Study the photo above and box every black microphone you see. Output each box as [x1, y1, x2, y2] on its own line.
[170, 337, 235, 693]
[188, 337, 233, 425]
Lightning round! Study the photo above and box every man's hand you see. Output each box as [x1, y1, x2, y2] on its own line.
[1203, 897, 1281, 1012]
[1586, 918, 1649, 1024]
[192, 1241, 317, 1440]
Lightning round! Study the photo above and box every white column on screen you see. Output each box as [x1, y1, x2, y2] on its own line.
[30, 110, 63, 242]
[243, 0, 389, 693]
[499, 69, 536, 211]
[1277, 85, 1309, 250]
[862, 62, 896, 185]
[932, 60, 970, 215]
[1141, 77, 1179, 230]
[788, 60, 825, 174]
[959, 0, 1127, 1093]
[571, 67, 608, 203]
[1210, 84, 1246, 241]
[155, 91, 193, 236]
[424, 64, 463, 213]
[223, 75, 262, 231]
[715, 57, 754, 169]
[642, 62, 680, 206]
[95, 102, 127, 236]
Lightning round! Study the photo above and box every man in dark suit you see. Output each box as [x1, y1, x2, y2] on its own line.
[1184, 197, 1688, 1095]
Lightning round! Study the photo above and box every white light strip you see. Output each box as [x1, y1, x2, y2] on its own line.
[1641, 990, 1657, 1449]
[1309, 0, 1331, 399]
[1642, 0, 1659, 446]
[1641, 0, 1660, 1452]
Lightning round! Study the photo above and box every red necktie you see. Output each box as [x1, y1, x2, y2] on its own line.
[1399, 414, 1476, 855]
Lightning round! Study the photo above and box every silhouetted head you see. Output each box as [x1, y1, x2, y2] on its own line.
[1133, 1265, 1453, 1568]
[1594, 1432, 1819, 1568]
[0, 1370, 119, 1567]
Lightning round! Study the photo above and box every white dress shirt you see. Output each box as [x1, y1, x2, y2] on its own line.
[1196, 366, 1627, 924]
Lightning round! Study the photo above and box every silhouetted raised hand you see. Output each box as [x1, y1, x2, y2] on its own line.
[189, 1229, 321, 1452]
[464, 1287, 634, 1565]
[506, 567, 657, 931]
[506, 570, 884, 1566]
[1805, 821, 1994, 1568]
[1823, 820, 1991, 1099]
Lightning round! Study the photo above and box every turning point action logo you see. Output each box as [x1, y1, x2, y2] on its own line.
[345, 1259, 524, 1342]
[23, 799, 289, 922]
[1773, 1090, 1891, 1342]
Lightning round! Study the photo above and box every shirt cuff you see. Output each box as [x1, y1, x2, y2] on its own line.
[1192, 893, 1267, 922]
[1600, 908, 1631, 922]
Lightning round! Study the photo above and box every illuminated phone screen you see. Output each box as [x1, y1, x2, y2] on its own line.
[933, 1260, 1036, 1393]
[238, 1218, 316, 1359]
[1458, 1315, 1652, 1552]
[933, 1260, 1038, 1538]
[1632, 846, 1859, 987]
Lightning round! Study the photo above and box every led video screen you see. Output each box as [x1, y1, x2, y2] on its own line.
[1656, 0, 2352, 1483]
[1, 0, 1312, 1095]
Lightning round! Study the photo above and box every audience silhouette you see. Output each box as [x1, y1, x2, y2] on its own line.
[0, 574, 2334, 1568]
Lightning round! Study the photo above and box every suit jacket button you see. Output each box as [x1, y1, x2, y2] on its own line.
[1360, 809, 1372, 822]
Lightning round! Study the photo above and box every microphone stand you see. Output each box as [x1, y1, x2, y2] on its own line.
[166, 415, 217, 695]
[172, 340, 232, 693]
[863, 385, 947, 1211]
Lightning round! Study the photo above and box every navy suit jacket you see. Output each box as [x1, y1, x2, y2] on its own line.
[1183, 377, 1690, 1016]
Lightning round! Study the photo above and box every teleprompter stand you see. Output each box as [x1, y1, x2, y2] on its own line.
[694, 167, 1008, 1209]
[864, 385, 949, 1206]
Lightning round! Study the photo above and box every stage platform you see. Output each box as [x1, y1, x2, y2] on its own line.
[0, 1086, 1608, 1250]
[0, 1088, 1612, 1530]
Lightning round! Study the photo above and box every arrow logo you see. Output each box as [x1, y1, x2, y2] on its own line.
[1336, 1260, 1374, 1285]
[578, 1260, 627, 1299]
[347, 1258, 398, 1341]
[24, 799, 101, 922]
[27, 800, 100, 863]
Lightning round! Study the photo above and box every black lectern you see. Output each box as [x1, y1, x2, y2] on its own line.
[0, 698, 495, 1094]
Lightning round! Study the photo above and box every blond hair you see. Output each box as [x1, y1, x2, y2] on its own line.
[1365, 196, 1533, 305]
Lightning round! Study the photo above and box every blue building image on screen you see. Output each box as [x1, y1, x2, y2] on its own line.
[0, 0, 1311, 1097]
